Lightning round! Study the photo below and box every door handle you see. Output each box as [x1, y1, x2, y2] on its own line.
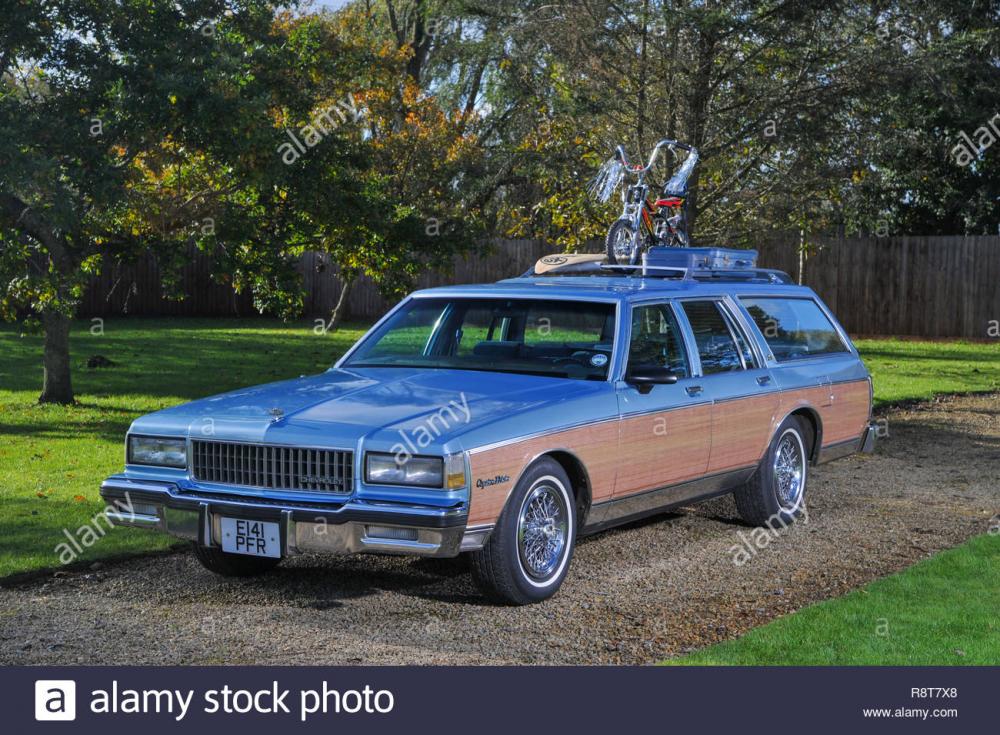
[686, 385, 703, 397]
[756, 375, 771, 386]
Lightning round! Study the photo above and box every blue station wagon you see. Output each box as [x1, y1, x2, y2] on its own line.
[102, 250, 876, 604]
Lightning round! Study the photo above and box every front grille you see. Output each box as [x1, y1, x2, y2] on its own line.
[192, 441, 353, 494]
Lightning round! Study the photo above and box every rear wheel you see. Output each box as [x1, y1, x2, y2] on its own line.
[192, 543, 282, 577]
[734, 415, 809, 528]
[605, 219, 639, 265]
[471, 458, 576, 605]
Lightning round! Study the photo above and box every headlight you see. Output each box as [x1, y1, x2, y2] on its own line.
[128, 436, 187, 468]
[366, 452, 449, 488]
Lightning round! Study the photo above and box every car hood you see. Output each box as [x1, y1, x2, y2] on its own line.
[129, 367, 605, 449]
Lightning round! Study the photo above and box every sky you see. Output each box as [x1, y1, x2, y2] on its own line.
[311, 0, 353, 10]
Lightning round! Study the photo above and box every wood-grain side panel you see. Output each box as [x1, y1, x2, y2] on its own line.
[466, 379, 869, 528]
[779, 379, 870, 447]
[707, 393, 780, 474]
[466, 420, 619, 527]
[614, 403, 712, 497]
[821, 380, 871, 444]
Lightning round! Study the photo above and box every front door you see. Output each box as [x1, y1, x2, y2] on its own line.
[614, 301, 712, 497]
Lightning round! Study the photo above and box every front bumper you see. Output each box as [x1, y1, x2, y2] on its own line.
[100, 477, 492, 558]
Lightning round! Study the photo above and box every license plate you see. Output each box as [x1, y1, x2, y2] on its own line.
[220, 517, 281, 558]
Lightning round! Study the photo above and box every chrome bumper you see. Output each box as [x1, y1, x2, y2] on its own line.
[100, 477, 491, 558]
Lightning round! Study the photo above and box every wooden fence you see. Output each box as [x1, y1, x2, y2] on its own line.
[78, 235, 1000, 339]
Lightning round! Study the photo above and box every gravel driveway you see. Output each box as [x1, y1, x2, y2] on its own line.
[2, 393, 997, 665]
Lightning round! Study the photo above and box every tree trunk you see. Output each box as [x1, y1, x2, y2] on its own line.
[39, 310, 74, 404]
[0, 192, 78, 405]
[327, 276, 354, 332]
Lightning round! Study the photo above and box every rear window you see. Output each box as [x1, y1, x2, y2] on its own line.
[740, 297, 849, 361]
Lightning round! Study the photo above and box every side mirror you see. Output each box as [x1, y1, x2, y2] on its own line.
[625, 365, 679, 393]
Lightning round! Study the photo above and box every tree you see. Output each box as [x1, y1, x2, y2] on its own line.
[288, 4, 487, 330]
[838, 0, 1000, 236]
[0, 0, 322, 403]
[417, 0, 997, 245]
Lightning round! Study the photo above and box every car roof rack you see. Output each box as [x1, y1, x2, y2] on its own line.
[522, 255, 793, 284]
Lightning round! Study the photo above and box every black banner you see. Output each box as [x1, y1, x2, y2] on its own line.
[6, 666, 996, 733]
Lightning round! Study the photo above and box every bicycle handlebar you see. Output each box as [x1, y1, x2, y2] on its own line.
[615, 139, 697, 174]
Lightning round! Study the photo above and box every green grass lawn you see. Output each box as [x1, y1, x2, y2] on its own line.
[0, 322, 997, 579]
[0, 318, 368, 577]
[665, 533, 1000, 665]
[854, 337, 1000, 407]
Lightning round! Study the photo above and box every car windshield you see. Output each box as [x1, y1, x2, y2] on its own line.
[344, 297, 616, 380]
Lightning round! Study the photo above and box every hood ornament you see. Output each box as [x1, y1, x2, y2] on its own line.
[268, 407, 284, 423]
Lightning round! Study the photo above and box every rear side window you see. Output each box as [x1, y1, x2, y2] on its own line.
[680, 300, 743, 375]
[740, 297, 849, 361]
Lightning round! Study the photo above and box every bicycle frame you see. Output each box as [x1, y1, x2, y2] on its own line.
[615, 139, 698, 250]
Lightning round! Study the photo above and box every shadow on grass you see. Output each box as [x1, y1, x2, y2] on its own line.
[0, 318, 370, 402]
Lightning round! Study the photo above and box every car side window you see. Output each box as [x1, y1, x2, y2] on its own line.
[740, 297, 849, 361]
[680, 300, 743, 375]
[628, 303, 690, 378]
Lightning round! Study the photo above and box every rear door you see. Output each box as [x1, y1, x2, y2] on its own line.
[614, 300, 712, 497]
[676, 298, 780, 475]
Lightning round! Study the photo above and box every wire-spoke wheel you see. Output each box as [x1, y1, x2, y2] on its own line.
[734, 415, 811, 528]
[517, 484, 569, 582]
[471, 458, 577, 605]
[772, 428, 806, 511]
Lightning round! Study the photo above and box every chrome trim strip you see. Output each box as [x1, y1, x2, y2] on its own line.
[467, 414, 621, 455]
[712, 390, 780, 405]
[617, 399, 713, 419]
[105, 510, 160, 529]
[359, 536, 440, 553]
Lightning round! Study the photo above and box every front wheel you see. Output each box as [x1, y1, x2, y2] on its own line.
[471, 458, 576, 605]
[605, 219, 641, 265]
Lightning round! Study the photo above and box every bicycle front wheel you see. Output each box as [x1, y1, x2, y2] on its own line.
[605, 219, 639, 265]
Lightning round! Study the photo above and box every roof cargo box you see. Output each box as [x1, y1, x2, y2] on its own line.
[645, 247, 757, 271]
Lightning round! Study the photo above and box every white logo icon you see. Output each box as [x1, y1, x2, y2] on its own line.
[35, 680, 76, 721]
